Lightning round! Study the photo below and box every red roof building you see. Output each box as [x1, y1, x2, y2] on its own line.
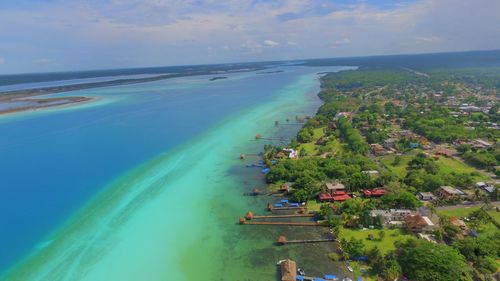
[318, 193, 333, 202]
[333, 194, 351, 201]
[363, 189, 387, 197]
[332, 191, 347, 196]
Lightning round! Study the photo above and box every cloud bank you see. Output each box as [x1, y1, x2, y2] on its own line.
[0, 0, 499, 73]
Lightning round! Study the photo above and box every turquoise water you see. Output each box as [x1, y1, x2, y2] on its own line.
[0, 66, 352, 280]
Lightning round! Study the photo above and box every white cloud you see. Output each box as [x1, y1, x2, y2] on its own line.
[0, 0, 499, 73]
[263, 40, 280, 47]
[240, 40, 263, 54]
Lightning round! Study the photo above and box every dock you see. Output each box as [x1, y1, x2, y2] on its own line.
[277, 235, 335, 245]
[267, 203, 306, 211]
[251, 214, 315, 219]
[239, 220, 327, 227]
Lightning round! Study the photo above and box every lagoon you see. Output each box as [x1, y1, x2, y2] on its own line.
[0, 65, 351, 280]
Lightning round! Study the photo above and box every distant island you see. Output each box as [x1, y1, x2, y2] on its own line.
[0, 65, 265, 115]
[209, 76, 228, 81]
[256, 70, 284, 74]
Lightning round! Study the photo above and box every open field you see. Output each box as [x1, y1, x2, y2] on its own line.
[339, 227, 413, 255]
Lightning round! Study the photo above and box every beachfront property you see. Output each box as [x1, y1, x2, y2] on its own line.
[438, 186, 465, 199]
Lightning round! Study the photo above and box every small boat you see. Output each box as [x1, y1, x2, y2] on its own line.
[297, 268, 305, 276]
[346, 265, 353, 272]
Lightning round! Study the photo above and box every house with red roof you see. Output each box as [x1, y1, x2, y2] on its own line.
[318, 192, 333, 202]
[362, 189, 387, 197]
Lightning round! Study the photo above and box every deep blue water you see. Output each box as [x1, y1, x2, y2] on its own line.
[0, 66, 340, 273]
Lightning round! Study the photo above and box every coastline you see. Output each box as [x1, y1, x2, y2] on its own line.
[0, 65, 267, 116]
[0, 96, 94, 116]
[2, 68, 349, 281]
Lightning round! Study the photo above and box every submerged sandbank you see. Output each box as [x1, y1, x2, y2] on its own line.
[2, 67, 351, 281]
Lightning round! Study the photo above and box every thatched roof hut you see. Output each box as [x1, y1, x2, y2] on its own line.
[280, 259, 297, 281]
[277, 235, 287, 245]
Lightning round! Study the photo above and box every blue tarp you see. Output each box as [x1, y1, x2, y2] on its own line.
[296, 276, 305, 281]
[313, 278, 325, 281]
[280, 199, 289, 203]
[273, 203, 283, 208]
[258, 160, 265, 165]
[358, 277, 363, 281]
[324, 274, 336, 279]
[290, 203, 300, 207]
[354, 256, 368, 262]
[271, 160, 277, 165]
[261, 168, 270, 174]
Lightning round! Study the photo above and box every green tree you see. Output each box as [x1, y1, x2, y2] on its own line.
[396, 239, 472, 281]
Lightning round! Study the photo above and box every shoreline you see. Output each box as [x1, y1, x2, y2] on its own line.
[1, 66, 350, 281]
[0, 67, 265, 116]
[0, 96, 94, 115]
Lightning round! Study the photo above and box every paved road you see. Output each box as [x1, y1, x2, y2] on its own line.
[436, 201, 500, 211]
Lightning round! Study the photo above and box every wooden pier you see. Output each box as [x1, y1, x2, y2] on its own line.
[267, 203, 306, 211]
[239, 220, 327, 227]
[254, 214, 315, 219]
[277, 235, 335, 245]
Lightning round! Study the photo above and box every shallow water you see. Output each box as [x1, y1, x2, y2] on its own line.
[0, 66, 353, 280]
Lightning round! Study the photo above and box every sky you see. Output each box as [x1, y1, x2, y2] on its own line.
[0, 0, 499, 74]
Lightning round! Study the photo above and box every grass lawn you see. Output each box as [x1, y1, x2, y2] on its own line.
[379, 150, 489, 181]
[299, 142, 317, 155]
[313, 127, 325, 139]
[339, 227, 413, 255]
[437, 206, 482, 218]
[487, 210, 500, 224]
[436, 157, 489, 180]
[297, 127, 326, 156]
[307, 200, 324, 212]
[379, 151, 418, 178]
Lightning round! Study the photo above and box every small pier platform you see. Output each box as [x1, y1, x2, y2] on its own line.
[277, 235, 335, 245]
[239, 220, 327, 227]
[251, 214, 315, 219]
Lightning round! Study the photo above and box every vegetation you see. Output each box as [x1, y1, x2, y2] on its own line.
[264, 65, 500, 280]
[396, 239, 472, 281]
